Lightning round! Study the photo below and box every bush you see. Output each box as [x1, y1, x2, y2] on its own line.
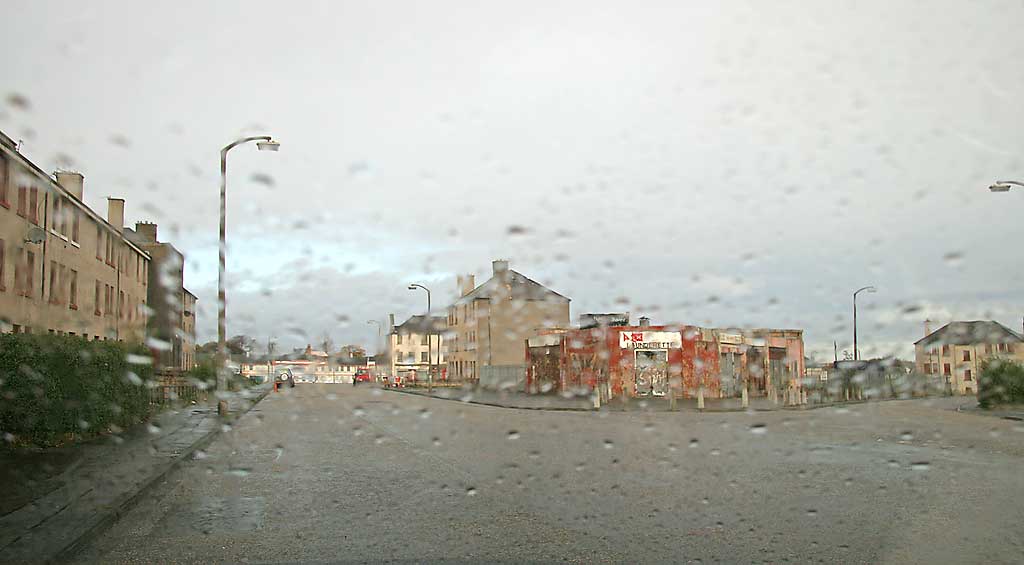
[0, 334, 154, 447]
[978, 359, 1024, 409]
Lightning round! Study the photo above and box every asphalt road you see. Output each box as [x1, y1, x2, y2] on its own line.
[74, 385, 1024, 564]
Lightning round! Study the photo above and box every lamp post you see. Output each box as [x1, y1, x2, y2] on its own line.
[366, 320, 383, 382]
[217, 135, 280, 416]
[408, 283, 433, 392]
[853, 286, 876, 361]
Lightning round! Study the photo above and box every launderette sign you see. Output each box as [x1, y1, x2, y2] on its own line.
[619, 331, 682, 349]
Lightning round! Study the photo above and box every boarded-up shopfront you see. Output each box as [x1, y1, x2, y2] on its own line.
[526, 325, 720, 399]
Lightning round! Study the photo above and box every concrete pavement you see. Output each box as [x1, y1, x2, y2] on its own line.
[0, 386, 268, 564]
[73, 384, 1024, 564]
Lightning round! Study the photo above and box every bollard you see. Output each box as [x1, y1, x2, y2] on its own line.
[741, 386, 749, 408]
[697, 387, 705, 410]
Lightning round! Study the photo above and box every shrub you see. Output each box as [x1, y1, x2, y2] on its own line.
[978, 358, 1024, 409]
[0, 334, 154, 447]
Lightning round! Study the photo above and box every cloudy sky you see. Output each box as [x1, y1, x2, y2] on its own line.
[3, 0, 1022, 360]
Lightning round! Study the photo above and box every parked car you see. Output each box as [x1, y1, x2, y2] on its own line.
[353, 369, 373, 384]
[275, 370, 296, 389]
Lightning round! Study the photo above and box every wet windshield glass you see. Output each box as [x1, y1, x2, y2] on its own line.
[1, 2, 1023, 564]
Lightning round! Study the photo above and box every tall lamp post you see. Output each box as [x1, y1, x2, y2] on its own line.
[217, 135, 280, 415]
[852, 286, 877, 361]
[408, 283, 433, 392]
[366, 319, 382, 380]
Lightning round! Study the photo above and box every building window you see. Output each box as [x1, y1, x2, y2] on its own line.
[0, 155, 8, 207]
[94, 280, 102, 316]
[941, 344, 950, 355]
[24, 251, 34, 298]
[963, 350, 970, 362]
[965, 369, 973, 381]
[52, 197, 61, 232]
[985, 344, 992, 354]
[72, 210, 80, 243]
[96, 227, 103, 260]
[421, 334, 429, 345]
[421, 351, 429, 362]
[69, 270, 78, 309]
[119, 291, 125, 319]
[922, 363, 930, 374]
[1008, 344, 1016, 354]
[28, 187, 38, 224]
[943, 363, 951, 376]
[0, 240, 4, 292]
[17, 186, 26, 216]
[396, 334, 403, 345]
[48, 261, 59, 304]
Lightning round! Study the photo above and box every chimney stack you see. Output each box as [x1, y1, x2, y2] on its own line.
[55, 171, 84, 200]
[458, 274, 476, 297]
[492, 259, 509, 275]
[639, 316, 651, 327]
[924, 318, 932, 337]
[388, 313, 395, 332]
[107, 198, 125, 232]
[134, 221, 158, 242]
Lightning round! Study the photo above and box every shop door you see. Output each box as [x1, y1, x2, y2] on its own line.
[635, 350, 668, 396]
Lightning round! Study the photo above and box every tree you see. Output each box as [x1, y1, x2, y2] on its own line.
[267, 338, 278, 359]
[226, 335, 256, 357]
[978, 359, 1024, 409]
[318, 333, 334, 355]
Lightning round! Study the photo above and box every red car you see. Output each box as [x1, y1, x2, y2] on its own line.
[353, 369, 373, 384]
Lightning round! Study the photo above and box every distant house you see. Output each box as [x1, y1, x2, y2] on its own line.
[914, 321, 1024, 395]
[388, 314, 446, 382]
[447, 260, 570, 383]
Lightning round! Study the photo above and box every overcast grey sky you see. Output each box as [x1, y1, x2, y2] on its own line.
[3, 0, 1022, 359]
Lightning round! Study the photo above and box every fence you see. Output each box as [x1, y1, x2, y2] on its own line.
[149, 370, 210, 406]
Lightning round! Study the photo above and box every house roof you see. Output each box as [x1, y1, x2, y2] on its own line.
[394, 315, 446, 334]
[914, 321, 1023, 346]
[456, 269, 570, 305]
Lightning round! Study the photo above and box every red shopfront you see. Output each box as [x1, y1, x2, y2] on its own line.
[526, 325, 720, 398]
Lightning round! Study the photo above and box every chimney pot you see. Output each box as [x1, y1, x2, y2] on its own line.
[55, 171, 84, 200]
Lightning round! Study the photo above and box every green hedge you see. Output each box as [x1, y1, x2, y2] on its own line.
[0, 334, 154, 447]
[978, 359, 1024, 409]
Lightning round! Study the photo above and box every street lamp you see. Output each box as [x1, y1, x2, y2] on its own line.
[366, 319, 382, 354]
[988, 180, 1023, 193]
[217, 135, 280, 416]
[408, 283, 433, 392]
[853, 286, 877, 361]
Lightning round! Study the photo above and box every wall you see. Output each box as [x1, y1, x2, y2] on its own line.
[0, 148, 149, 341]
